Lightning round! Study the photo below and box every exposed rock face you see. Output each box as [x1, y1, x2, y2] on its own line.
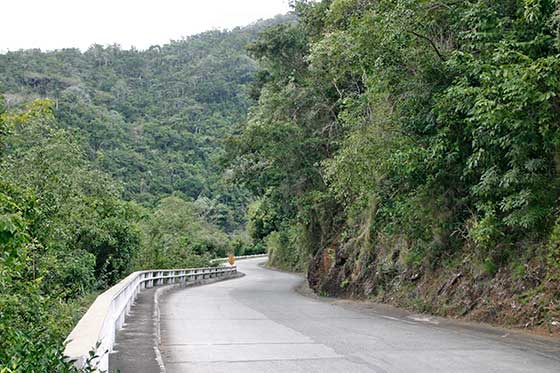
[307, 235, 560, 335]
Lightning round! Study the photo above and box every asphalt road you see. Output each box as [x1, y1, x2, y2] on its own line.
[158, 258, 560, 373]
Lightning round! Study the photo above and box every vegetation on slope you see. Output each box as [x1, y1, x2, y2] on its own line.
[229, 0, 560, 332]
[0, 17, 288, 228]
[0, 18, 292, 371]
[3, 0, 560, 369]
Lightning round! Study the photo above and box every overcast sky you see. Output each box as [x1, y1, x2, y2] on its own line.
[1, 0, 292, 52]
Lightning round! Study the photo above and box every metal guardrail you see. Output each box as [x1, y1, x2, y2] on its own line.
[64, 266, 237, 371]
[210, 253, 268, 263]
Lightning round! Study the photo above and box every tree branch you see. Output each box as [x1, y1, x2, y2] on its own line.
[409, 31, 446, 62]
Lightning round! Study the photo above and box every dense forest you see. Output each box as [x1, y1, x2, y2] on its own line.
[1, 0, 560, 370]
[0, 17, 289, 371]
[229, 0, 560, 333]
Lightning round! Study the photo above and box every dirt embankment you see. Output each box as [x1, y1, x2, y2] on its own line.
[307, 237, 560, 337]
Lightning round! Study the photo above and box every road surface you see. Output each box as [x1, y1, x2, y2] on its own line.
[158, 258, 560, 373]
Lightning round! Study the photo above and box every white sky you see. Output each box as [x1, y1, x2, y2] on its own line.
[0, 0, 292, 52]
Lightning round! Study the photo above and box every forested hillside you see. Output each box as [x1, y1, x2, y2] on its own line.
[230, 0, 560, 333]
[2, 1, 560, 370]
[0, 18, 288, 370]
[0, 17, 290, 229]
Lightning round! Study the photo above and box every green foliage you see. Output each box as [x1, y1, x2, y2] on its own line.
[0, 15, 296, 370]
[0, 17, 291, 232]
[0, 106, 78, 372]
[483, 258, 498, 277]
[266, 227, 306, 271]
[230, 0, 560, 277]
[0, 91, 241, 370]
[246, 198, 281, 242]
[76, 210, 141, 288]
[5, 0, 560, 365]
[547, 217, 560, 278]
[0, 100, 143, 293]
[134, 195, 222, 269]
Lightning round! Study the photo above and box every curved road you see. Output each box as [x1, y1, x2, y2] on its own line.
[158, 258, 560, 373]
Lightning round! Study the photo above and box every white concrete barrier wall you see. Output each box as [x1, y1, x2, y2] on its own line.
[64, 266, 238, 371]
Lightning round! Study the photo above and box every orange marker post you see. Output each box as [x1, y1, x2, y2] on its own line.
[228, 255, 235, 266]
